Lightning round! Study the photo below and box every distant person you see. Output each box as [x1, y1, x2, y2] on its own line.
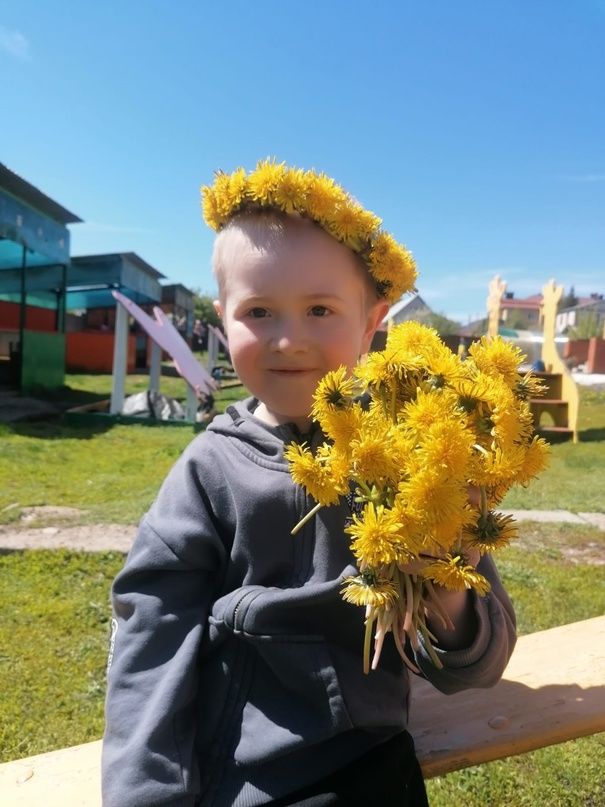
[191, 318, 206, 352]
[102, 162, 516, 807]
[176, 314, 188, 341]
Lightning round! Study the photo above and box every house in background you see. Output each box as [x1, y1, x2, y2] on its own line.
[66, 253, 165, 373]
[160, 283, 195, 342]
[499, 292, 543, 330]
[556, 293, 605, 336]
[371, 293, 434, 351]
[386, 293, 433, 326]
[0, 162, 82, 391]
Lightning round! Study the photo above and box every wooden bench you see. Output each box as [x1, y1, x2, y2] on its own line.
[1, 616, 604, 806]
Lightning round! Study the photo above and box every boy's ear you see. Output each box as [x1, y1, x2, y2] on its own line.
[213, 300, 223, 318]
[361, 300, 390, 354]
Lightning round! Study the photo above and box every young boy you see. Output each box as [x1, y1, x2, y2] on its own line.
[102, 162, 516, 807]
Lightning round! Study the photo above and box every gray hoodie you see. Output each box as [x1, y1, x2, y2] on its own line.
[102, 398, 516, 807]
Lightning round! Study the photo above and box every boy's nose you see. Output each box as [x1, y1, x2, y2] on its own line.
[269, 320, 308, 353]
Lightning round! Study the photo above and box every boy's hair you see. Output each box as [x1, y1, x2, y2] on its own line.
[212, 210, 381, 307]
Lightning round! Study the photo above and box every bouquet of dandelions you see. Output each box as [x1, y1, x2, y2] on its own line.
[285, 322, 550, 674]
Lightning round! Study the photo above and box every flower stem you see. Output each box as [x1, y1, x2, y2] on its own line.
[363, 612, 376, 675]
[290, 501, 323, 535]
[480, 485, 488, 517]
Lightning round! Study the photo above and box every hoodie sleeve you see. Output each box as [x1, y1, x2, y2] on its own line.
[102, 451, 226, 807]
[413, 554, 517, 694]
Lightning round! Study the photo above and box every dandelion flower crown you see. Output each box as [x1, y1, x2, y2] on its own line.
[201, 159, 417, 304]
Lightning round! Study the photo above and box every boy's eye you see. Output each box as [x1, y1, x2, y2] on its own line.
[309, 305, 330, 317]
[248, 307, 269, 318]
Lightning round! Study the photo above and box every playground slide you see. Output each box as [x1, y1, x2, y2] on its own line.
[112, 290, 217, 396]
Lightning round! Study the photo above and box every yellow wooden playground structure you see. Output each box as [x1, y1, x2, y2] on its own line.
[487, 275, 579, 443]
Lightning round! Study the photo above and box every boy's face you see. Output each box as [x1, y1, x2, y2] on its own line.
[215, 223, 388, 430]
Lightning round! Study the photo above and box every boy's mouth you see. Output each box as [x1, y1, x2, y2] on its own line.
[267, 368, 316, 375]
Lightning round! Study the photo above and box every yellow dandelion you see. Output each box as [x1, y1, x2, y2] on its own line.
[516, 371, 547, 400]
[514, 436, 550, 485]
[369, 235, 417, 301]
[449, 369, 505, 412]
[386, 321, 443, 364]
[422, 554, 491, 595]
[351, 432, 400, 484]
[323, 446, 352, 490]
[468, 336, 525, 388]
[469, 443, 525, 487]
[347, 504, 408, 567]
[311, 366, 357, 421]
[355, 207, 382, 240]
[321, 404, 363, 446]
[402, 389, 463, 436]
[284, 442, 345, 506]
[247, 158, 286, 205]
[388, 427, 416, 471]
[341, 573, 399, 609]
[399, 471, 469, 536]
[201, 185, 223, 230]
[390, 500, 424, 552]
[370, 234, 413, 281]
[490, 399, 534, 450]
[424, 346, 465, 387]
[304, 172, 347, 221]
[273, 166, 309, 213]
[326, 202, 367, 250]
[417, 418, 475, 478]
[211, 171, 237, 219]
[462, 510, 518, 553]
[226, 166, 248, 210]
[354, 350, 410, 394]
[430, 505, 477, 550]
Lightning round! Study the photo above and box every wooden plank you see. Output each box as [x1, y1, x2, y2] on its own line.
[1, 617, 603, 804]
[409, 615, 605, 778]
[0, 740, 102, 806]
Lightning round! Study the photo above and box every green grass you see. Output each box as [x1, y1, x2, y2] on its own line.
[427, 737, 605, 807]
[0, 550, 124, 761]
[502, 387, 605, 513]
[0, 373, 249, 526]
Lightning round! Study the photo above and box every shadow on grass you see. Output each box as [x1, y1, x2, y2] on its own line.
[28, 384, 108, 408]
[6, 418, 113, 440]
[579, 427, 605, 442]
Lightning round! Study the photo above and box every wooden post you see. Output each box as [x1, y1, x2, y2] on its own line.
[540, 279, 562, 371]
[110, 302, 128, 414]
[186, 384, 197, 422]
[486, 275, 507, 339]
[537, 279, 580, 443]
[148, 342, 161, 394]
[207, 328, 219, 373]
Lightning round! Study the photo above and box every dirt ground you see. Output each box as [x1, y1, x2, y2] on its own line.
[1, 506, 604, 563]
[0, 507, 135, 553]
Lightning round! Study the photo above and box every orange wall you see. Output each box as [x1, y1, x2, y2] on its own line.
[565, 338, 605, 373]
[587, 338, 605, 373]
[66, 332, 136, 373]
[0, 301, 56, 331]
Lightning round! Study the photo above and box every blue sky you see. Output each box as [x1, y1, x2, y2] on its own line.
[1, 0, 603, 323]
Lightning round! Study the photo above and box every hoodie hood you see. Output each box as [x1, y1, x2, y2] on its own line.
[207, 397, 323, 460]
